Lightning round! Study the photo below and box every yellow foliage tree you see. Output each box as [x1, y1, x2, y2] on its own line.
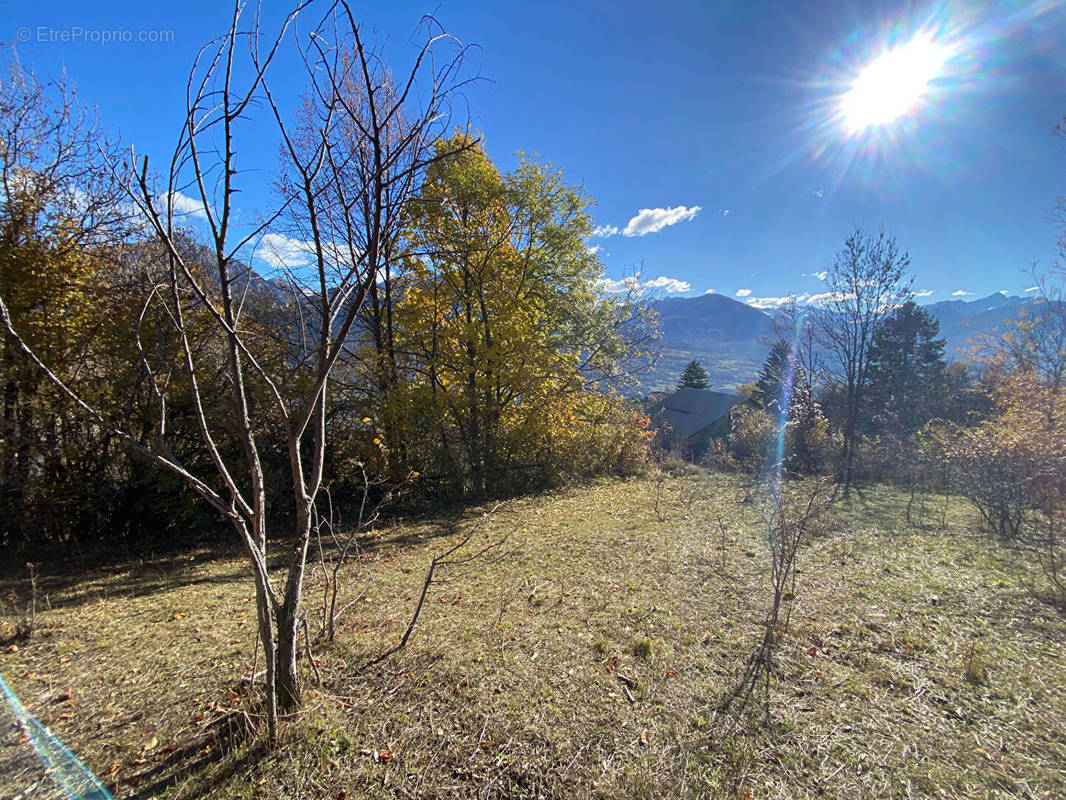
[394, 135, 648, 492]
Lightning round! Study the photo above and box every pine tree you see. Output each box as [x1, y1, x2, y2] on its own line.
[678, 360, 710, 390]
[753, 340, 790, 413]
[753, 338, 813, 415]
[865, 301, 946, 437]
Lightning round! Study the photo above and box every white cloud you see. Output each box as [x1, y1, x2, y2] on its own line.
[736, 289, 752, 297]
[812, 270, 828, 281]
[812, 189, 825, 199]
[623, 205, 702, 237]
[600, 277, 639, 292]
[162, 191, 209, 220]
[587, 244, 602, 255]
[1025, 286, 1040, 293]
[719, 208, 731, 217]
[914, 289, 934, 297]
[704, 289, 716, 295]
[951, 290, 973, 297]
[259, 232, 317, 268]
[644, 276, 691, 293]
[806, 291, 856, 306]
[998, 289, 1008, 295]
[599, 275, 690, 294]
[591, 224, 619, 238]
[746, 293, 809, 310]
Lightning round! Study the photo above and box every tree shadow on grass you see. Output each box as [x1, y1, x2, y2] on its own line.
[121, 727, 268, 800]
[0, 548, 250, 614]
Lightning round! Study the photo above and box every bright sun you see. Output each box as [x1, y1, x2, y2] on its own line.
[841, 33, 950, 133]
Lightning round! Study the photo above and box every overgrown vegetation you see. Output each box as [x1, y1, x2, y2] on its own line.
[722, 234, 1066, 604]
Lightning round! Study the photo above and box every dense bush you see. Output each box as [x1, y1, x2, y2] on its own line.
[727, 403, 836, 479]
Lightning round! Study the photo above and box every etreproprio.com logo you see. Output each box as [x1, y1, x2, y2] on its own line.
[15, 26, 175, 45]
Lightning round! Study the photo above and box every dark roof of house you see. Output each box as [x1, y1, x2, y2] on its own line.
[648, 387, 745, 439]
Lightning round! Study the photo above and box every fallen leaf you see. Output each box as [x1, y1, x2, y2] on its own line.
[108, 761, 121, 775]
[143, 736, 158, 751]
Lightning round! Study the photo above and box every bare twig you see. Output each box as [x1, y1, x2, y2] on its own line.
[358, 504, 504, 671]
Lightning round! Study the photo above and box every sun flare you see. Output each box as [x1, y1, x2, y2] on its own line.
[840, 33, 950, 133]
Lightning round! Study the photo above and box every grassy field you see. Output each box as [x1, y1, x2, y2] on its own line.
[2, 470, 1065, 799]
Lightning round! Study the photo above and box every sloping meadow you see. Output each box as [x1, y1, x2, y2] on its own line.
[2, 471, 1064, 799]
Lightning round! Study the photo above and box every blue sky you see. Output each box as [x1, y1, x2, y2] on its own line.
[5, 0, 1066, 307]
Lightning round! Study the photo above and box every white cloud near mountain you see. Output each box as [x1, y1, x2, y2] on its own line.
[644, 276, 691, 292]
[599, 275, 690, 294]
[258, 232, 317, 268]
[914, 289, 934, 297]
[623, 205, 701, 237]
[161, 191, 209, 220]
[734, 289, 868, 309]
[812, 271, 828, 280]
[952, 289, 973, 296]
[806, 291, 856, 306]
[746, 294, 808, 309]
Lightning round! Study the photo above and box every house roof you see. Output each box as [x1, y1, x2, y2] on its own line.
[648, 387, 745, 439]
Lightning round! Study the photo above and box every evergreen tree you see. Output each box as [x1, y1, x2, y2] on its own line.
[753, 340, 791, 414]
[678, 360, 710, 390]
[753, 339, 814, 416]
[865, 301, 946, 437]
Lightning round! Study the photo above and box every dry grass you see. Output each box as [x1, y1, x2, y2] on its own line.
[2, 470, 1065, 799]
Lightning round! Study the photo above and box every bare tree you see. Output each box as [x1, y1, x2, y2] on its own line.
[817, 227, 912, 495]
[718, 479, 829, 722]
[0, 1, 475, 743]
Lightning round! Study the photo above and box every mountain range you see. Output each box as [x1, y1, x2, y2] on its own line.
[642, 291, 1033, 392]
